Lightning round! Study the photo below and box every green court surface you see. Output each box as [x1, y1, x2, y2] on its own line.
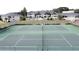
[0, 25, 79, 51]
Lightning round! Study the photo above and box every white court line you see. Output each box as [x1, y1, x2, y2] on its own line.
[0, 27, 11, 41]
[0, 34, 10, 41]
[61, 34, 72, 47]
[0, 46, 37, 47]
[14, 35, 24, 46]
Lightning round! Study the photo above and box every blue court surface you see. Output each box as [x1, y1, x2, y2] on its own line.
[0, 25, 79, 51]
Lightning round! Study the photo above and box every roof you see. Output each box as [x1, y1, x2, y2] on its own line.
[1, 12, 21, 17]
[61, 13, 79, 16]
[63, 11, 74, 13]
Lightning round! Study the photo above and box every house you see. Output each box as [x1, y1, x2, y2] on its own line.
[62, 11, 79, 21]
[27, 12, 35, 18]
[27, 14, 35, 18]
[51, 14, 58, 20]
[1, 12, 21, 22]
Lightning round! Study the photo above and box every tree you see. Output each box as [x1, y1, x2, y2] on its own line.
[20, 7, 27, 21]
[21, 7, 27, 17]
[53, 7, 69, 20]
[58, 15, 63, 20]
[53, 9, 59, 13]
[57, 7, 69, 13]
[0, 16, 3, 21]
[53, 7, 69, 13]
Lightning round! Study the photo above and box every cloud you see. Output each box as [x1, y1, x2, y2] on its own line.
[0, 0, 78, 14]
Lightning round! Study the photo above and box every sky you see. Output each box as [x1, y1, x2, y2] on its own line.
[0, 0, 79, 14]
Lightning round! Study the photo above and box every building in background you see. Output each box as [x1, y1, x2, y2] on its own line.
[27, 11, 35, 18]
[51, 14, 58, 20]
[62, 11, 79, 21]
[1, 10, 79, 21]
[1, 12, 21, 22]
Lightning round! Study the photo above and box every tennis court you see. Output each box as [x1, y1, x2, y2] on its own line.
[0, 25, 79, 51]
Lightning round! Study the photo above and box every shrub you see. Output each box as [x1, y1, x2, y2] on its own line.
[65, 23, 71, 25]
[47, 18, 50, 20]
[20, 16, 26, 21]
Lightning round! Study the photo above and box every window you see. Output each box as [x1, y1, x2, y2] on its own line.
[63, 16, 67, 18]
[75, 15, 79, 18]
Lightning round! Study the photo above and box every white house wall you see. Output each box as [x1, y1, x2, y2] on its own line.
[63, 17, 75, 21]
[27, 14, 35, 18]
[62, 13, 79, 21]
[1, 15, 20, 22]
[51, 15, 58, 20]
